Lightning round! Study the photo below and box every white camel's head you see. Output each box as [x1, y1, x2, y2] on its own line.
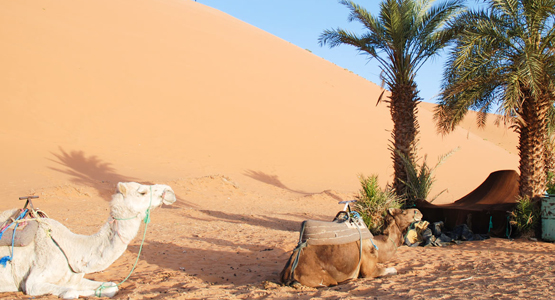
[111, 182, 176, 220]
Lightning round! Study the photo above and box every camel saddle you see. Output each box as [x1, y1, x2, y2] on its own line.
[285, 210, 373, 285]
[299, 211, 373, 246]
[0, 209, 41, 247]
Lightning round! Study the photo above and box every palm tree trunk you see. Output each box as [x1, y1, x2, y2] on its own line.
[545, 134, 555, 187]
[390, 82, 420, 198]
[518, 92, 550, 198]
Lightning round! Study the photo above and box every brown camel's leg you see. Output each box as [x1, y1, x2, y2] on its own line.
[358, 240, 397, 278]
[294, 247, 340, 287]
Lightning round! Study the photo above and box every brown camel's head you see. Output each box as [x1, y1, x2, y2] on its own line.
[387, 208, 423, 232]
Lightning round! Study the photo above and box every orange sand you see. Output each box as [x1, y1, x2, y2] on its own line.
[1, 1, 544, 299]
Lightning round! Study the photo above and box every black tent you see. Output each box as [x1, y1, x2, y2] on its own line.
[416, 170, 519, 237]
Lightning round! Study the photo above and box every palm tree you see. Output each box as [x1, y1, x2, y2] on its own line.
[435, 0, 555, 199]
[319, 0, 465, 198]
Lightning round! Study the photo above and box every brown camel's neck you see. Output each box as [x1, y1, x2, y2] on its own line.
[383, 215, 403, 247]
[374, 215, 404, 263]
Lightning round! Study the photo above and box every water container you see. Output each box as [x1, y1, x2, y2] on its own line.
[541, 195, 555, 241]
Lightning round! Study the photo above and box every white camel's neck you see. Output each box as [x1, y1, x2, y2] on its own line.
[50, 208, 146, 274]
[89, 216, 143, 273]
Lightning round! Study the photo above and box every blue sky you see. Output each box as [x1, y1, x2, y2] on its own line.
[199, 0, 457, 104]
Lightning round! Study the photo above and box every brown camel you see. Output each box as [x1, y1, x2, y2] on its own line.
[280, 208, 422, 287]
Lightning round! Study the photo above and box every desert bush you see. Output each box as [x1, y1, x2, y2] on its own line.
[352, 174, 402, 235]
[510, 196, 540, 238]
[397, 148, 457, 207]
[546, 171, 555, 194]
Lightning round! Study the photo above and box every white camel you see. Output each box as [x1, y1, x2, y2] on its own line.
[0, 182, 176, 299]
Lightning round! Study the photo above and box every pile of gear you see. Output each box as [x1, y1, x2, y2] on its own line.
[404, 220, 489, 247]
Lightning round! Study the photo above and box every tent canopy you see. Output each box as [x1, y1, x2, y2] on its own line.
[416, 170, 519, 237]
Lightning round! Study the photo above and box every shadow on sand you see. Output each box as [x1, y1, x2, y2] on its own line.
[193, 209, 320, 232]
[131, 239, 289, 284]
[48, 147, 195, 207]
[243, 170, 348, 204]
[48, 147, 136, 198]
[119, 210, 333, 287]
[244, 170, 313, 195]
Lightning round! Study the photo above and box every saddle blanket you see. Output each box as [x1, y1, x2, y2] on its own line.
[0, 210, 40, 247]
[300, 217, 373, 246]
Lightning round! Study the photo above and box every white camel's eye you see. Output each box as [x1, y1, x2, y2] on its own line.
[137, 186, 149, 195]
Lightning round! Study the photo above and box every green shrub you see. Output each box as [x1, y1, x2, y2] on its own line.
[352, 174, 402, 235]
[397, 148, 457, 207]
[510, 196, 540, 237]
[546, 171, 555, 194]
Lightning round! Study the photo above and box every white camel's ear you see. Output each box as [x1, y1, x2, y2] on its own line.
[117, 182, 128, 196]
[388, 208, 397, 216]
[163, 188, 176, 203]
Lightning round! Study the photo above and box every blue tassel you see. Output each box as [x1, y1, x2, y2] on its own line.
[0, 256, 11, 267]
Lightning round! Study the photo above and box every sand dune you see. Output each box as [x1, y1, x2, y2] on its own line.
[0, 0, 517, 204]
[0, 1, 533, 299]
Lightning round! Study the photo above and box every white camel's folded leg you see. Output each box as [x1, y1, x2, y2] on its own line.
[0, 258, 20, 292]
[25, 281, 77, 299]
[68, 279, 118, 298]
[25, 274, 118, 299]
[0, 271, 18, 293]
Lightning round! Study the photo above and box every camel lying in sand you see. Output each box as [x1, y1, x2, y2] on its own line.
[281, 208, 422, 287]
[0, 182, 176, 299]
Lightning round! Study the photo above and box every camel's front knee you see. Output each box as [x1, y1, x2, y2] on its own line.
[90, 282, 118, 298]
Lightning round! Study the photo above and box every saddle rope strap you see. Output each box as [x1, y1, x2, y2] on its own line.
[352, 219, 364, 278]
[0, 209, 29, 267]
[287, 221, 308, 285]
[388, 236, 398, 254]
